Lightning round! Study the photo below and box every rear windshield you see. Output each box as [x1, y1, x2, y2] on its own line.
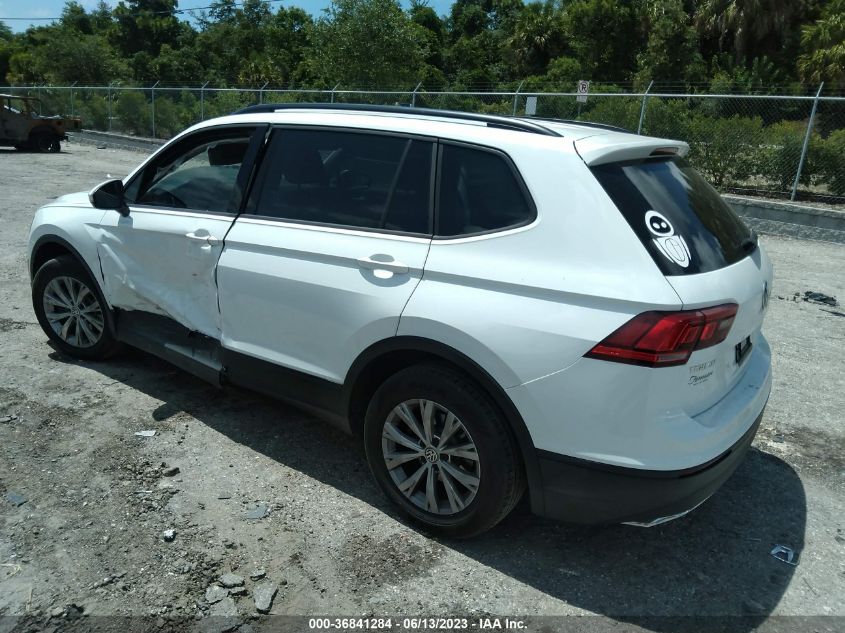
[591, 158, 754, 275]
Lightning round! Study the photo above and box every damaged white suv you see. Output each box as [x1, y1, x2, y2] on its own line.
[28, 105, 772, 537]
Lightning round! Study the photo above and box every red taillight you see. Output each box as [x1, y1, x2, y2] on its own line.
[585, 304, 738, 368]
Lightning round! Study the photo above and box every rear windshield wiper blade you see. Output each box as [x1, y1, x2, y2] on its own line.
[740, 232, 758, 254]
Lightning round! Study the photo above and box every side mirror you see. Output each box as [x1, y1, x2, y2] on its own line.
[89, 179, 129, 217]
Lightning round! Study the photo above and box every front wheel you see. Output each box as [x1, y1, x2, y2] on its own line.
[32, 256, 121, 360]
[364, 363, 524, 538]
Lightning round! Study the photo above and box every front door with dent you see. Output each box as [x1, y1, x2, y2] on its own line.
[96, 125, 264, 337]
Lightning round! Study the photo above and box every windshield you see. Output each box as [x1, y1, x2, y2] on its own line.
[591, 157, 754, 275]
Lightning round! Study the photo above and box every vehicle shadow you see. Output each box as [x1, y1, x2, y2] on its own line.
[54, 347, 806, 631]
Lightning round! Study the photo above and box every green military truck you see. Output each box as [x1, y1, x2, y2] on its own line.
[0, 94, 81, 152]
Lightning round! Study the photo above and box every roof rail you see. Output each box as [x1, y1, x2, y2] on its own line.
[233, 103, 562, 137]
[524, 116, 633, 134]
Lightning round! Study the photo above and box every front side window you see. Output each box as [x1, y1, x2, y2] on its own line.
[436, 144, 535, 237]
[246, 128, 433, 234]
[125, 127, 255, 213]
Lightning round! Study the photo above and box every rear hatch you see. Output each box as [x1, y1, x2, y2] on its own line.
[581, 140, 773, 415]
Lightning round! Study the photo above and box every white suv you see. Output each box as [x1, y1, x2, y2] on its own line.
[28, 105, 772, 537]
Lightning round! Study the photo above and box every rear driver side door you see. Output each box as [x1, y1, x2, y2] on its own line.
[217, 127, 435, 383]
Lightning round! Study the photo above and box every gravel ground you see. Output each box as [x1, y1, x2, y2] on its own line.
[0, 143, 843, 633]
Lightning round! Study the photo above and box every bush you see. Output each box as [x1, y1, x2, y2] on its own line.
[151, 96, 180, 138]
[818, 129, 845, 195]
[685, 114, 764, 188]
[640, 98, 691, 139]
[77, 93, 109, 130]
[580, 97, 640, 131]
[203, 91, 253, 119]
[175, 90, 200, 128]
[757, 121, 817, 192]
[115, 90, 151, 136]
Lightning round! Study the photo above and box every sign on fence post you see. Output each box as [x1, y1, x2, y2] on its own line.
[525, 95, 537, 116]
[576, 80, 589, 103]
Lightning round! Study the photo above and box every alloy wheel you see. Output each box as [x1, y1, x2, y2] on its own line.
[42, 276, 104, 348]
[381, 399, 481, 515]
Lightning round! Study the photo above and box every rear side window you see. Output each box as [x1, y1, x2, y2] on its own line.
[436, 144, 535, 237]
[246, 129, 433, 234]
[591, 158, 754, 275]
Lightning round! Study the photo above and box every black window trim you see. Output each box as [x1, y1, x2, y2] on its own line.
[238, 124, 438, 238]
[432, 139, 538, 240]
[124, 123, 267, 217]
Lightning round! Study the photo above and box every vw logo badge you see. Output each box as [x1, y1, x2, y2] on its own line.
[423, 447, 439, 463]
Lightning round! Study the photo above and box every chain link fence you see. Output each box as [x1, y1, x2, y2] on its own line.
[4, 83, 844, 205]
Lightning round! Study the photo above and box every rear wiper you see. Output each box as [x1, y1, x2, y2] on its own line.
[740, 233, 758, 254]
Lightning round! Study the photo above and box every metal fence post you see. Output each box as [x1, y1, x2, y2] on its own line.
[107, 82, 113, 132]
[512, 80, 525, 116]
[70, 81, 77, 118]
[330, 83, 340, 104]
[411, 81, 422, 108]
[150, 81, 159, 138]
[791, 82, 824, 201]
[637, 80, 653, 135]
[200, 81, 209, 121]
[36, 85, 42, 114]
[259, 81, 268, 104]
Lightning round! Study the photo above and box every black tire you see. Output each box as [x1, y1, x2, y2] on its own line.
[32, 132, 59, 153]
[32, 256, 121, 360]
[364, 363, 525, 538]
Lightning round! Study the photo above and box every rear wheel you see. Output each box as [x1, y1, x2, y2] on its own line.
[32, 132, 60, 153]
[364, 363, 524, 538]
[32, 256, 120, 360]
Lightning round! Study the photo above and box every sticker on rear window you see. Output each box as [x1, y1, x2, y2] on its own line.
[645, 210, 691, 268]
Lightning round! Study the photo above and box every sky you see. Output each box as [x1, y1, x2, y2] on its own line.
[0, 0, 454, 32]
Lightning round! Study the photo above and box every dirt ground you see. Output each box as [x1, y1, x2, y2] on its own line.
[0, 143, 843, 633]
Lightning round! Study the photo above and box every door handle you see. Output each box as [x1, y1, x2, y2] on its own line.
[356, 256, 409, 274]
[185, 232, 220, 246]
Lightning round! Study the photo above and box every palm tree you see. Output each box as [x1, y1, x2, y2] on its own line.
[797, 0, 845, 84]
[694, 0, 805, 62]
[506, 1, 567, 76]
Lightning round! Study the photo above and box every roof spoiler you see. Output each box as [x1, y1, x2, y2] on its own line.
[575, 135, 690, 166]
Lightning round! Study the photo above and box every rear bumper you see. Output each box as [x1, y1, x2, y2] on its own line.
[536, 405, 764, 525]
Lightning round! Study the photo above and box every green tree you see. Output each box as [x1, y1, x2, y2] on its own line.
[7, 22, 126, 85]
[636, 0, 705, 86]
[410, 0, 447, 86]
[306, 0, 427, 88]
[0, 22, 13, 84]
[194, 1, 312, 86]
[113, 0, 181, 59]
[506, 1, 567, 77]
[797, 0, 845, 85]
[562, 0, 643, 82]
[60, 2, 94, 34]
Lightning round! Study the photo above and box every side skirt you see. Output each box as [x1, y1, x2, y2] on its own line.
[114, 310, 349, 432]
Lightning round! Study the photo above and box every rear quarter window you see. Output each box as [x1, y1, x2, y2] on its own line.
[591, 158, 754, 275]
[436, 144, 535, 237]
